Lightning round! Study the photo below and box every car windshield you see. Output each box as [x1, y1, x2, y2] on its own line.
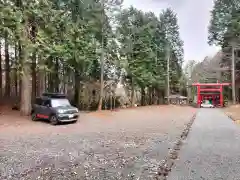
[51, 99, 71, 107]
[202, 100, 210, 104]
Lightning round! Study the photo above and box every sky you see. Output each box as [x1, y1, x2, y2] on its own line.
[122, 0, 221, 63]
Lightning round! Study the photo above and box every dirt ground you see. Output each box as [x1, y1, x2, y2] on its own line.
[0, 105, 196, 180]
[224, 105, 240, 122]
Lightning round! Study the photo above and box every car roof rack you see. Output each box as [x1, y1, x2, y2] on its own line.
[42, 92, 67, 98]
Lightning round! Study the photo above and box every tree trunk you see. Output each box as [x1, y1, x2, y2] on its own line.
[20, 65, 31, 116]
[98, 92, 103, 110]
[157, 89, 161, 105]
[153, 88, 158, 105]
[63, 68, 66, 93]
[38, 55, 45, 96]
[47, 57, 54, 92]
[54, 58, 59, 92]
[38, 72, 45, 96]
[113, 96, 116, 109]
[110, 85, 113, 110]
[98, 0, 105, 111]
[131, 78, 135, 107]
[31, 51, 37, 101]
[74, 71, 80, 108]
[18, 42, 22, 98]
[20, 21, 31, 116]
[48, 73, 52, 92]
[148, 87, 152, 105]
[44, 72, 47, 93]
[141, 87, 145, 106]
[0, 41, 2, 98]
[14, 42, 18, 97]
[98, 43, 104, 111]
[4, 32, 10, 97]
[31, 21, 37, 100]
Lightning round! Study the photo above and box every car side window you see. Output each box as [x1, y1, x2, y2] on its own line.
[42, 99, 51, 107]
[35, 98, 42, 105]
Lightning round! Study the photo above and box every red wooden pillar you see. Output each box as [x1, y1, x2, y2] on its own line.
[197, 85, 200, 107]
[220, 85, 223, 107]
[214, 95, 216, 105]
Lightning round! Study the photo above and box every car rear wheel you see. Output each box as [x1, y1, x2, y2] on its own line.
[50, 115, 58, 125]
[31, 112, 38, 121]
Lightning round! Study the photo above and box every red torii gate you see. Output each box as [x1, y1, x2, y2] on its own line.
[192, 82, 230, 107]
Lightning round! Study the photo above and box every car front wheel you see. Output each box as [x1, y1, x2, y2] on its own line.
[31, 112, 38, 121]
[50, 115, 58, 125]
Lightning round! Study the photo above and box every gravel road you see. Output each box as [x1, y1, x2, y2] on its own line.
[168, 109, 240, 180]
[0, 106, 196, 180]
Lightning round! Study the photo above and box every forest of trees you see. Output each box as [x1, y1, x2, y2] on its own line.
[208, 0, 240, 85]
[0, 0, 184, 115]
[182, 0, 240, 103]
[205, 0, 240, 101]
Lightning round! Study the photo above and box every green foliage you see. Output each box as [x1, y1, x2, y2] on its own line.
[116, 7, 183, 92]
[0, 0, 184, 108]
[208, 0, 240, 46]
[208, 0, 240, 85]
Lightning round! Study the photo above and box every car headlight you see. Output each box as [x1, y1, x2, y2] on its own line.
[58, 109, 65, 114]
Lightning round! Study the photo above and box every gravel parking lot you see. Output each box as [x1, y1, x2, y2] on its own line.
[0, 105, 196, 180]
